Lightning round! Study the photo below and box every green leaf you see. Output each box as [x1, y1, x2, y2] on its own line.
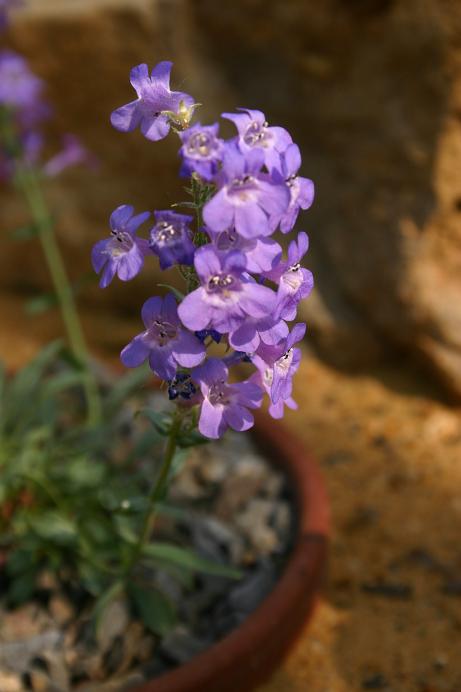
[124, 427, 163, 464]
[156, 284, 185, 301]
[7, 570, 37, 606]
[6, 341, 63, 427]
[142, 542, 242, 579]
[7, 547, 38, 575]
[170, 201, 197, 210]
[10, 224, 39, 240]
[92, 580, 124, 633]
[129, 583, 176, 636]
[32, 511, 77, 545]
[136, 409, 170, 436]
[105, 364, 149, 413]
[114, 514, 137, 545]
[43, 371, 87, 396]
[177, 429, 209, 448]
[78, 561, 107, 596]
[57, 456, 106, 490]
[24, 293, 58, 315]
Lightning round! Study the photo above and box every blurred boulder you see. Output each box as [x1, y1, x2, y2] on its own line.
[2, 0, 461, 394]
[188, 0, 461, 391]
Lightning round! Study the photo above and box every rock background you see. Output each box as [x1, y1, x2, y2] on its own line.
[2, 0, 461, 394]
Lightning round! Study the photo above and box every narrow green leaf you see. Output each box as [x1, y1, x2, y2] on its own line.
[92, 580, 124, 634]
[177, 429, 209, 448]
[129, 583, 176, 636]
[157, 284, 185, 301]
[136, 409, 170, 436]
[142, 542, 242, 579]
[32, 511, 77, 545]
[6, 341, 63, 429]
[25, 293, 58, 315]
[170, 201, 197, 210]
[43, 371, 87, 396]
[7, 570, 37, 606]
[10, 224, 39, 240]
[105, 363, 149, 413]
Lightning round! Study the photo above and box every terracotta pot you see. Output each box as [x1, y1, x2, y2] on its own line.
[135, 409, 330, 692]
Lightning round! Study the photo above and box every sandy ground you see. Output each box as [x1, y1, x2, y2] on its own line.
[1, 293, 461, 692]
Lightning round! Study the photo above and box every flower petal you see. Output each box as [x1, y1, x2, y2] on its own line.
[140, 114, 170, 141]
[150, 60, 172, 89]
[130, 63, 149, 93]
[223, 404, 254, 432]
[177, 288, 210, 331]
[234, 202, 270, 238]
[173, 330, 206, 368]
[110, 100, 141, 133]
[141, 296, 163, 327]
[126, 210, 151, 234]
[120, 335, 150, 368]
[203, 188, 234, 233]
[199, 399, 226, 439]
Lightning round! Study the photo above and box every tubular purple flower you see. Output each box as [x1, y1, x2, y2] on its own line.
[255, 323, 306, 405]
[265, 231, 314, 321]
[229, 315, 288, 354]
[91, 204, 151, 288]
[222, 108, 292, 170]
[121, 293, 206, 380]
[250, 360, 297, 420]
[110, 61, 196, 142]
[179, 122, 223, 180]
[192, 358, 262, 439]
[149, 210, 195, 269]
[177, 245, 277, 334]
[272, 143, 315, 233]
[43, 134, 97, 177]
[209, 227, 281, 273]
[202, 144, 290, 238]
[0, 50, 49, 126]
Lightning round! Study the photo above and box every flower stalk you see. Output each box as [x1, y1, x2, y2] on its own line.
[15, 162, 102, 426]
[124, 409, 183, 577]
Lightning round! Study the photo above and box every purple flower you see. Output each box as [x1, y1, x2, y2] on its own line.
[202, 144, 290, 238]
[229, 315, 288, 354]
[272, 143, 314, 233]
[192, 358, 262, 439]
[43, 134, 97, 177]
[110, 61, 196, 142]
[149, 210, 195, 270]
[0, 50, 49, 126]
[265, 231, 314, 320]
[255, 323, 306, 405]
[222, 108, 292, 170]
[91, 204, 151, 288]
[177, 245, 277, 334]
[179, 122, 223, 180]
[121, 293, 206, 380]
[250, 361, 297, 420]
[209, 227, 281, 273]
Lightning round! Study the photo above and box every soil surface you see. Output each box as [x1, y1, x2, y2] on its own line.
[1, 292, 461, 691]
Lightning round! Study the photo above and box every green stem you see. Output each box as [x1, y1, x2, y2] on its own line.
[19, 167, 101, 426]
[124, 410, 182, 576]
[1, 109, 101, 426]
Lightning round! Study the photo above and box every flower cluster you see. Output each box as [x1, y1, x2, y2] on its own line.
[0, 4, 93, 181]
[95, 61, 314, 439]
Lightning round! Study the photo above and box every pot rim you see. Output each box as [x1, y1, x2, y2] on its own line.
[135, 408, 330, 692]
